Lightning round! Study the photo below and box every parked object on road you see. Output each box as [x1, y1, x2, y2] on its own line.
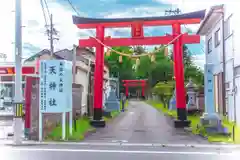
[169, 88, 176, 110]
[120, 93, 126, 112]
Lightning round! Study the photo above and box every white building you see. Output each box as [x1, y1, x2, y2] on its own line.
[197, 4, 240, 125]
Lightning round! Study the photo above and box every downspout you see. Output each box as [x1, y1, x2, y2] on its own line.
[87, 59, 92, 117]
[232, 32, 236, 142]
[221, 9, 226, 117]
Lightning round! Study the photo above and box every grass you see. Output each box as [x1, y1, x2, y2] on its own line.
[207, 117, 240, 143]
[146, 100, 177, 118]
[47, 100, 129, 141]
[45, 116, 94, 141]
[146, 100, 240, 144]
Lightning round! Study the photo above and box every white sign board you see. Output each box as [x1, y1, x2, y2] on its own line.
[39, 60, 72, 113]
[38, 60, 72, 141]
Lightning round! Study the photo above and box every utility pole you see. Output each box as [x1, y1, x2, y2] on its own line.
[72, 44, 77, 83]
[14, 0, 23, 145]
[165, 8, 181, 16]
[46, 14, 59, 58]
[50, 14, 54, 58]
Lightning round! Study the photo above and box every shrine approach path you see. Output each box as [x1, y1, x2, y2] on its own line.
[84, 101, 209, 144]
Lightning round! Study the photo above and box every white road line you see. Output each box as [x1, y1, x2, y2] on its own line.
[20, 142, 239, 148]
[1, 141, 240, 149]
[2, 147, 236, 156]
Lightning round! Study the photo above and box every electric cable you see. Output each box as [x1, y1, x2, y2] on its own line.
[66, 0, 187, 59]
[43, 0, 51, 19]
[40, 0, 49, 27]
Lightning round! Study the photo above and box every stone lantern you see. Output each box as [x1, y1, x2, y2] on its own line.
[104, 78, 120, 117]
[185, 79, 197, 111]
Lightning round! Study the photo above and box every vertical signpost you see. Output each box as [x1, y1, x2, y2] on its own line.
[39, 60, 72, 141]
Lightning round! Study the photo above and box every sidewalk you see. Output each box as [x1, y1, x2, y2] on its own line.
[0, 119, 24, 142]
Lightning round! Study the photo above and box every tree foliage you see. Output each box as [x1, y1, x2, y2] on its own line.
[104, 44, 204, 95]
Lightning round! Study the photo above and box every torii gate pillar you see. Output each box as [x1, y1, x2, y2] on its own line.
[172, 23, 190, 127]
[91, 26, 106, 127]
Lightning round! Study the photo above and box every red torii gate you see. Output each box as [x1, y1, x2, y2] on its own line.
[122, 80, 146, 99]
[73, 10, 205, 128]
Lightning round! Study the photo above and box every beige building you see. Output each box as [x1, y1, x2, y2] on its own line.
[24, 47, 110, 115]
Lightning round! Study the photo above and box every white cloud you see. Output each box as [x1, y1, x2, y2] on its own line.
[191, 54, 205, 70]
[157, 0, 230, 12]
[0, 0, 211, 69]
[0, 0, 89, 62]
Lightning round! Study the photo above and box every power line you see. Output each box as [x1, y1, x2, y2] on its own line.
[40, 0, 48, 27]
[43, 0, 51, 19]
[66, 0, 81, 16]
[65, 0, 191, 59]
[165, 7, 205, 54]
[39, 0, 59, 56]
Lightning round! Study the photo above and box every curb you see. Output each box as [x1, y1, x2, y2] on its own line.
[2, 141, 240, 148]
[83, 128, 97, 138]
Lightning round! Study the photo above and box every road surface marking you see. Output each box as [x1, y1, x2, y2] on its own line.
[1, 141, 240, 149]
[111, 140, 128, 143]
[15, 141, 239, 148]
[2, 147, 236, 156]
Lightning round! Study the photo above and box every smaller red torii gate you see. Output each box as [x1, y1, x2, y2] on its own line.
[122, 80, 146, 99]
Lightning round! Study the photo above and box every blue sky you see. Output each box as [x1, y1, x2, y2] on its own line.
[0, 0, 225, 68]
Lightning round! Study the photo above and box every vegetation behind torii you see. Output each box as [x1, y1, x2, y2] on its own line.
[104, 45, 204, 95]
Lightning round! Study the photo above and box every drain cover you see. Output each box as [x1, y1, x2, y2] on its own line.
[112, 140, 128, 143]
[100, 136, 114, 138]
[134, 129, 146, 132]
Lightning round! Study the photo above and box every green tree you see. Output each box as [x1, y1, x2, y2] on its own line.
[136, 46, 173, 87]
[170, 44, 204, 86]
[104, 46, 135, 92]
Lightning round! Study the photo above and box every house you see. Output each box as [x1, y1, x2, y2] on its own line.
[197, 4, 240, 125]
[24, 47, 110, 116]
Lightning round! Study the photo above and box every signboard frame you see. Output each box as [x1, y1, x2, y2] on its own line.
[38, 60, 72, 141]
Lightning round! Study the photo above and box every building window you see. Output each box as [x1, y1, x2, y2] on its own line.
[215, 28, 221, 47]
[225, 82, 230, 90]
[207, 37, 212, 53]
[234, 66, 240, 77]
[224, 14, 233, 39]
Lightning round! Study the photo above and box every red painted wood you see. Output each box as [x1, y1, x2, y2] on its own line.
[125, 86, 128, 97]
[24, 76, 33, 130]
[93, 26, 105, 109]
[79, 34, 200, 47]
[36, 58, 40, 74]
[131, 23, 144, 38]
[122, 80, 146, 83]
[172, 23, 186, 109]
[123, 83, 146, 86]
[76, 18, 201, 29]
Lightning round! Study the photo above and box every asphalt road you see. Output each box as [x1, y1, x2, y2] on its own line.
[84, 101, 209, 144]
[1, 100, 240, 160]
[1, 143, 239, 160]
